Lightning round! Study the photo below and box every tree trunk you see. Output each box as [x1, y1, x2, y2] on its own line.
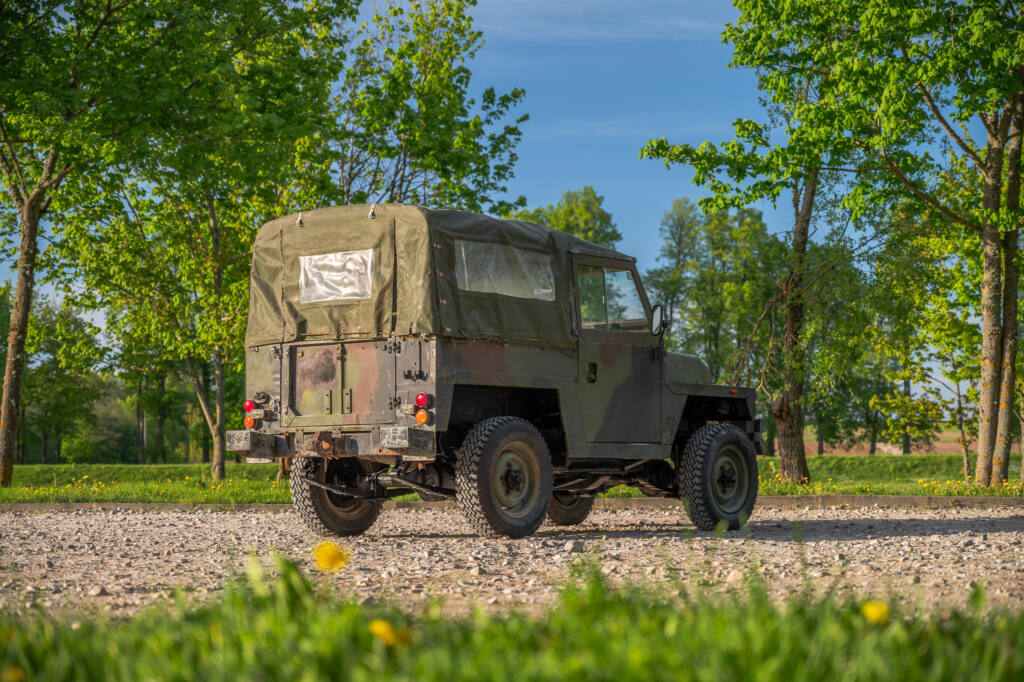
[772, 174, 817, 484]
[1018, 408, 1024, 484]
[54, 425, 61, 463]
[276, 457, 292, 481]
[869, 428, 877, 455]
[154, 371, 166, 464]
[955, 380, 971, 480]
[136, 378, 147, 465]
[817, 428, 824, 455]
[993, 108, 1021, 483]
[975, 113, 1010, 486]
[0, 204, 42, 486]
[201, 362, 211, 464]
[16, 402, 24, 465]
[41, 431, 47, 465]
[212, 351, 226, 480]
[902, 378, 912, 455]
[183, 354, 226, 480]
[205, 192, 226, 479]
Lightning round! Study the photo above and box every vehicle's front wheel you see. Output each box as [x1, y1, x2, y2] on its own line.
[547, 492, 595, 526]
[456, 416, 553, 538]
[290, 457, 382, 536]
[678, 423, 758, 531]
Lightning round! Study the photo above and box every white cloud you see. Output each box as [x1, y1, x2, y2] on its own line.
[471, 0, 730, 43]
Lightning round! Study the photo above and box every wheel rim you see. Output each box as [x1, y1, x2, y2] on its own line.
[711, 445, 750, 514]
[491, 441, 540, 519]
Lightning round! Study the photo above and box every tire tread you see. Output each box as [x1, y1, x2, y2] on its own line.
[678, 423, 758, 531]
[455, 416, 551, 538]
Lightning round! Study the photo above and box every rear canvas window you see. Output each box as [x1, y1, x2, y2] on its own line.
[298, 249, 374, 303]
[454, 240, 555, 301]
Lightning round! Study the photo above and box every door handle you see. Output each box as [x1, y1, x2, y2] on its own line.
[586, 362, 597, 383]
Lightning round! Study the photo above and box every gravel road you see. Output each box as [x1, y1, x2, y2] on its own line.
[2, 505, 1022, 617]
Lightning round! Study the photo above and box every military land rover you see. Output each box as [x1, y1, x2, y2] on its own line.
[227, 204, 762, 538]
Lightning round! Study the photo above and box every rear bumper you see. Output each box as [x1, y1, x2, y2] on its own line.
[227, 426, 436, 462]
[227, 430, 292, 462]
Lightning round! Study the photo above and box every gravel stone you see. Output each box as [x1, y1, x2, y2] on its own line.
[1, 506, 1022, 617]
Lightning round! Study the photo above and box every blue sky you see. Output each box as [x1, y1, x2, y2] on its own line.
[467, 0, 786, 272]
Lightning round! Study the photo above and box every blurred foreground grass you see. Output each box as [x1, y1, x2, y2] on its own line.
[1, 455, 1021, 504]
[1, 554, 1022, 682]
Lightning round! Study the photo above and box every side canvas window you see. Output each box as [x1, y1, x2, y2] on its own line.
[454, 240, 555, 301]
[577, 264, 647, 331]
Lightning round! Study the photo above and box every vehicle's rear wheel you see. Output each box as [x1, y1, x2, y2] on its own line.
[547, 492, 595, 526]
[678, 423, 758, 531]
[455, 416, 552, 538]
[290, 456, 382, 536]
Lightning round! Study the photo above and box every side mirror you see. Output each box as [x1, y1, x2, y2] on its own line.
[650, 304, 669, 337]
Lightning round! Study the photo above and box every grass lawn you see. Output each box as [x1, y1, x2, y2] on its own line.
[1, 555, 1021, 681]
[1, 455, 1022, 504]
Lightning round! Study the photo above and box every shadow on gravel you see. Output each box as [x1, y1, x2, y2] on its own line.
[742, 516, 1024, 542]
[375, 515, 1024, 543]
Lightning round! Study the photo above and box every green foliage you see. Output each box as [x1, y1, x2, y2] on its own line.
[509, 186, 621, 248]
[713, 0, 1024, 234]
[3, 558, 1024, 681]
[330, 0, 528, 214]
[869, 388, 947, 452]
[643, 198, 786, 382]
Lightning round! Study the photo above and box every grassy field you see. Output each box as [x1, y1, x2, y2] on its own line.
[0, 455, 1021, 504]
[2, 555, 1022, 681]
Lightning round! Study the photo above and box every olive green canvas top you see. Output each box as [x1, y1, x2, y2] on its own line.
[245, 204, 630, 350]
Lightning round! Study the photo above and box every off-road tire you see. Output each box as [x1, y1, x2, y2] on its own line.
[679, 423, 758, 531]
[456, 416, 553, 538]
[290, 456, 382, 536]
[547, 492, 596, 526]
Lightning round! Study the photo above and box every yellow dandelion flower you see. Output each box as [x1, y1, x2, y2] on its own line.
[861, 600, 889, 625]
[312, 541, 350, 572]
[2, 666, 26, 682]
[368, 619, 411, 647]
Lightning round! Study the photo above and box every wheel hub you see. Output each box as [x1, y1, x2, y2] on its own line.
[503, 468, 525, 492]
[491, 444, 539, 519]
[711, 445, 750, 515]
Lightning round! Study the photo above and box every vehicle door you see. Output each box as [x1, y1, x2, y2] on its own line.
[573, 257, 661, 443]
[281, 218, 397, 428]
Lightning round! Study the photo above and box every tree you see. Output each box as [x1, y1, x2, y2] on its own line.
[644, 198, 786, 382]
[328, 0, 528, 215]
[710, 0, 1023, 485]
[0, 0, 353, 485]
[21, 298, 103, 464]
[643, 114, 832, 482]
[51, 0, 525, 479]
[50, 0, 356, 479]
[510, 186, 621, 248]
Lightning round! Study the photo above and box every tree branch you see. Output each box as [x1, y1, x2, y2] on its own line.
[0, 116, 28, 206]
[902, 47, 987, 175]
[875, 145, 983, 233]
